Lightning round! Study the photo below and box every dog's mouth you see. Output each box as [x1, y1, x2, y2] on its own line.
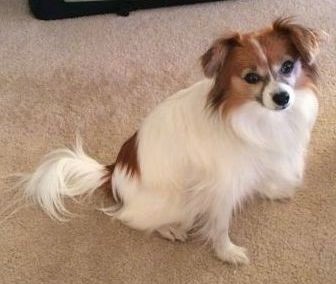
[274, 104, 289, 110]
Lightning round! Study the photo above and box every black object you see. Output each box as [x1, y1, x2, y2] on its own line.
[29, 0, 225, 20]
[272, 92, 290, 107]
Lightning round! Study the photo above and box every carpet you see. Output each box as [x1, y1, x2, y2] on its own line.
[0, 0, 335, 283]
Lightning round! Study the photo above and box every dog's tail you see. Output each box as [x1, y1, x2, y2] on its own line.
[20, 137, 112, 221]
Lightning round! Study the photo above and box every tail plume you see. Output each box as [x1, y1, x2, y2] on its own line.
[21, 138, 111, 221]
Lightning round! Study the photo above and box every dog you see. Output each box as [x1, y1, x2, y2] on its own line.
[20, 18, 322, 264]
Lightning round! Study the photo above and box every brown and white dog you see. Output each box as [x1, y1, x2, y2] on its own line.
[20, 18, 322, 264]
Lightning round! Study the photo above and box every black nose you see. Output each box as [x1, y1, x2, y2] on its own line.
[272, 91, 290, 106]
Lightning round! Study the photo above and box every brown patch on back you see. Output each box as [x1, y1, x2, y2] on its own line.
[115, 132, 140, 177]
[99, 163, 116, 205]
[102, 133, 139, 205]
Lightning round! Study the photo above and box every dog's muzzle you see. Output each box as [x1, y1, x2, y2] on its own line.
[262, 81, 294, 111]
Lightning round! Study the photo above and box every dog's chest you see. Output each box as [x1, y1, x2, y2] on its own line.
[221, 89, 318, 183]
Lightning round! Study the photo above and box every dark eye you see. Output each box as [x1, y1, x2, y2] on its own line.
[280, 60, 294, 75]
[244, 73, 261, 84]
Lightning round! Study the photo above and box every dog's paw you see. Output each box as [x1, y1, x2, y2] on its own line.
[157, 225, 188, 242]
[259, 183, 296, 202]
[215, 243, 249, 265]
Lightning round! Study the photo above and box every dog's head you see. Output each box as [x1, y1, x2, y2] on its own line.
[201, 17, 323, 113]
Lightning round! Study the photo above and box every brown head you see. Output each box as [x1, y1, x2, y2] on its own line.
[201, 17, 323, 114]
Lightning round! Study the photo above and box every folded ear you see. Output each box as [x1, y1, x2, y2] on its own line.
[273, 17, 325, 65]
[201, 33, 240, 78]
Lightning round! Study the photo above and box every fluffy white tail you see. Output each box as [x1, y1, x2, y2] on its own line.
[21, 139, 110, 221]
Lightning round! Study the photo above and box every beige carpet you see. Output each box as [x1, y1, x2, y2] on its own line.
[0, 0, 335, 283]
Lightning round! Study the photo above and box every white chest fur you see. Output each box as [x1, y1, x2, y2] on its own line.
[228, 87, 318, 198]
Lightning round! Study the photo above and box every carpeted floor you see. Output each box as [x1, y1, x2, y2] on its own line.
[0, 0, 335, 283]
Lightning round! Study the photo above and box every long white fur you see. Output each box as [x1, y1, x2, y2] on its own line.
[21, 138, 109, 221]
[20, 79, 318, 264]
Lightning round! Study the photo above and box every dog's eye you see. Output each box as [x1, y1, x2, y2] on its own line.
[280, 60, 294, 75]
[244, 73, 261, 84]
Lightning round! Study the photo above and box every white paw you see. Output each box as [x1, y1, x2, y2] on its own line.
[215, 243, 249, 265]
[260, 183, 296, 201]
[157, 225, 188, 242]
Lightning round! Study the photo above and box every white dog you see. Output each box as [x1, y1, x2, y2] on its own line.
[20, 18, 322, 264]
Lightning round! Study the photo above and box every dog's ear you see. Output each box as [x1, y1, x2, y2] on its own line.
[273, 17, 325, 65]
[201, 33, 240, 78]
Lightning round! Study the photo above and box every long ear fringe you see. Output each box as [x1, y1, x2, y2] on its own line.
[200, 33, 240, 78]
[273, 16, 325, 65]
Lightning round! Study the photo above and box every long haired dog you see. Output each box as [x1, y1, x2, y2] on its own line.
[20, 18, 322, 264]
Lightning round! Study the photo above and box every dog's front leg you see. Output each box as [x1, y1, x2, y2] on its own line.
[258, 152, 306, 201]
[258, 181, 297, 201]
[206, 195, 249, 265]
